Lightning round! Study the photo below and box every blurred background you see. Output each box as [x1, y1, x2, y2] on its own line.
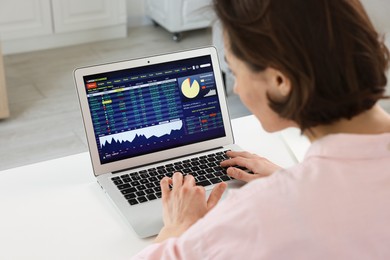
[0, 0, 388, 171]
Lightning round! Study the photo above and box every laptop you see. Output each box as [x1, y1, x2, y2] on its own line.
[74, 46, 244, 238]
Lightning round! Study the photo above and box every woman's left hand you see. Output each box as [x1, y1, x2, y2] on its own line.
[155, 172, 227, 243]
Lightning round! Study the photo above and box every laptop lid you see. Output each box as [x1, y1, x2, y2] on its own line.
[74, 47, 234, 176]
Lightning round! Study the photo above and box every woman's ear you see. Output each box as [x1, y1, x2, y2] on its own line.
[275, 71, 291, 97]
[267, 68, 292, 100]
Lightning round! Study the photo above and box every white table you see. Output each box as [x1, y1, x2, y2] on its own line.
[0, 115, 305, 259]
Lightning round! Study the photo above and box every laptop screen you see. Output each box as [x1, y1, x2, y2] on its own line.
[83, 55, 226, 165]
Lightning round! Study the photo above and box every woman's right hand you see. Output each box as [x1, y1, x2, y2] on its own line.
[220, 151, 283, 183]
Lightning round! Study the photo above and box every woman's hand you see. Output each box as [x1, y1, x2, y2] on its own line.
[220, 151, 282, 182]
[155, 172, 227, 243]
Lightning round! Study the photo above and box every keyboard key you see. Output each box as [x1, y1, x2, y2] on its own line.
[205, 168, 214, 174]
[166, 167, 175, 172]
[138, 196, 148, 203]
[148, 171, 158, 176]
[120, 174, 130, 179]
[158, 169, 167, 174]
[112, 176, 121, 181]
[199, 164, 208, 169]
[136, 191, 146, 197]
[210, 177, 222, 184]
[216, 155, 225, 161]
[128, 199, 138, 205]
[145, 189, 154, 195]
[140, 179, 149, 185]
[191, 166, 200, 171]
[156, 175, 165, 180]
[147, 194, 158, 201]
[130, 181, 140, 187]
[139, 170, 147, 174]
[137, 185, 146, 191]
[132, 175, 141, 181]
[117, 184, 131, 190]
[214, 171, 224, 177]
[145, 183, 155, 189]
[197, 175, 206, 181]
[157, 166, 165, 170]
[121, 187, 137, 194]
[140, 173, 150, 178]
[154, 186, 161, 192]
[207, 162, 218, 167]
[174, 165, 184, 170]
[183, 168, 191, 173]
[197, 180, 212, 187]
[113, 180, 123, 185]
[165, 163, 173, 167]
[149, 176, 158, 182]
[197, 170, 206, 175]
[206, 173, 215, 179]
[147, 168, 156, 172]
[156, 192, 162, 198]
[220, 175, 231, 182]
[191, 161, 200, 166]
[125, 193, 136, 199]
[122, 178, 131, 183]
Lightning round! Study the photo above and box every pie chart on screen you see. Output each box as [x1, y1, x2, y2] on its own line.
[181, 77, 200, 98]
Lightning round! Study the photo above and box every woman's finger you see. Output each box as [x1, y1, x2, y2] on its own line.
[226, 167, 258, 182]
[220, 156, 254, 170]
[226, 150, 256, 159]
[207, 182, 227, 211]
[183, 174, 196, 187]
[160, 177, 172, 201]
[172, 172, 184, 190]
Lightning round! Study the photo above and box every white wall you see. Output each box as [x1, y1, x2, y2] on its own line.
[361, 0, 390, 96]
[361, 0, 390, 33]
[126, 0, 151, 27]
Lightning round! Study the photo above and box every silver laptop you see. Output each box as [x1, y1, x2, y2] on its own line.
[74, 46, 243, 238]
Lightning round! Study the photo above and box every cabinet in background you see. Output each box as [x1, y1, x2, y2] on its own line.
[0, 0, 127, 54]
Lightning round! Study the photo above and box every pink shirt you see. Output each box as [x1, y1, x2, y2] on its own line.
[133, 133, 390, 259]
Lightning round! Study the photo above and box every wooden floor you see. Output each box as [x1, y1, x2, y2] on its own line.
[0, 25, 251, 171]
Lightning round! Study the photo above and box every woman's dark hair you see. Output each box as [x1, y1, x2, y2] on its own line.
[214, 0, 389, 130]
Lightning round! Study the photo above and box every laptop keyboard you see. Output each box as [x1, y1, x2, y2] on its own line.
[111, 150, 234, 206]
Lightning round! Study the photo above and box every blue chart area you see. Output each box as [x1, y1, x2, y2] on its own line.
[88, 79, 182, 136]
[99, 120, 184, 158]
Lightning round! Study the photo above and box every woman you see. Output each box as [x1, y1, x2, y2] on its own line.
[133, 0, 390, 258]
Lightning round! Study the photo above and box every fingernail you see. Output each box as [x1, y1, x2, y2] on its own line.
[227, 167, 235, 176]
